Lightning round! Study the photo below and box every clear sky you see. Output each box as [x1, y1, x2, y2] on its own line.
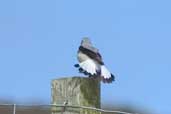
[0, 0, 171, 113]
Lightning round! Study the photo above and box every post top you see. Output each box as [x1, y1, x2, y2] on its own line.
[52, 76, 90, 81]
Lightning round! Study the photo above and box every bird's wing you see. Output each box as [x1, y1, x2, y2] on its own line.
[79, 46, 104, 65]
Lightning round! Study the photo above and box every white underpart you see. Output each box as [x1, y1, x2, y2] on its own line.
[101, 65, 111, 79]
[79, 59, 98, 75]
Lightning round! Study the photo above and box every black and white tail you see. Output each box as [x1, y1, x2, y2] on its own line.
[75, 60, 115, 83]
[101, 65, 115, 83]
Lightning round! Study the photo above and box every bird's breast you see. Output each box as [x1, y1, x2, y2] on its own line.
[77, 51, 90, 63]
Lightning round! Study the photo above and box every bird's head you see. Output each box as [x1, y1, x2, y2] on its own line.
[81, 37, 92, 46]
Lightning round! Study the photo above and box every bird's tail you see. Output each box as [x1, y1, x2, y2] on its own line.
[101, 65, 115, 83]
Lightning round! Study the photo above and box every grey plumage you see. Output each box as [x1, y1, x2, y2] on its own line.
[81, 37, 99, 53]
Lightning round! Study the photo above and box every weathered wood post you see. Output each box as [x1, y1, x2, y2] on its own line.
[51, 77, 101, 114]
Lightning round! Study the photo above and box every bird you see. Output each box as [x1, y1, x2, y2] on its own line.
[74, 37, 115, 83]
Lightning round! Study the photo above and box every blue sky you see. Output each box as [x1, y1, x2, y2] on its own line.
[0, 0, 171, 113]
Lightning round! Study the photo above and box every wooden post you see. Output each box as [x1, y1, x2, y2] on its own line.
[51, 77, 101, 114]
